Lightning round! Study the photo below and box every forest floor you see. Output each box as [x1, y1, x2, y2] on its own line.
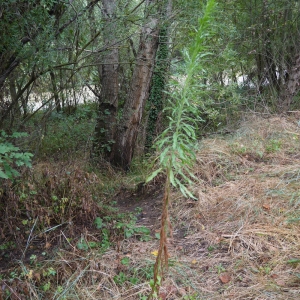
[1, 113, 300, 299]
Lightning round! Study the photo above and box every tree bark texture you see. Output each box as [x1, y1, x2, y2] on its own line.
[111, 0, 160, 169]
[50, 71, 61, 113]
[279, 53, 300, 112]
[145, 0, 172, 152]
[93, 0, 119, 158]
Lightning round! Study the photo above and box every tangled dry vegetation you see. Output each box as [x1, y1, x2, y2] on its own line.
[1, 113, 300, 299]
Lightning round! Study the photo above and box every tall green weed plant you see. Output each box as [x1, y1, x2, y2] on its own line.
[147, 0, 216, 298]
[148, 0, 216, 197]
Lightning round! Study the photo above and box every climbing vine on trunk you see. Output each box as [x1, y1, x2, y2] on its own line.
[110, 0, 161, 170]
[145, 25, 169, 151]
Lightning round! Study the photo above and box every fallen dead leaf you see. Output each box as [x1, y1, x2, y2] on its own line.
[34, 273, 41, 282]
[45, 242, 51, 249]
[178, 288, 187, 296]
[274, 278, 286, 286]
[27, 269, 33, 280]
[23, 285, 29, 296]
[219, 273, 231, 284]
[166, 285, 177, 294]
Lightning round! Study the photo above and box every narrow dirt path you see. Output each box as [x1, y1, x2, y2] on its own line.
[116, 187, 164, 232]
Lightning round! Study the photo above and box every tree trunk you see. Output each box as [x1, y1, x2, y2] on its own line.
[93, 0, 119, 158]
[145, 1, 171, 151]
[111, 0, 160, 169]
[255, 51, 264, 94]
[265, 38, 278, 89]
[50, 71, 61, 112]
[279, 53, 300, 112]
[145, 28, 168, 151]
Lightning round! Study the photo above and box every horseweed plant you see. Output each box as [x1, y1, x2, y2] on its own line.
[146, 0, 216, 298]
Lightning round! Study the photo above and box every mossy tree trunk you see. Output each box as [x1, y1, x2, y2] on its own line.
[145, 25, 169, 151]
[110, 0, 161, 169]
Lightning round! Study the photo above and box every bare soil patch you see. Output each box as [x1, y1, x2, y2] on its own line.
[116, 186, 164, 231]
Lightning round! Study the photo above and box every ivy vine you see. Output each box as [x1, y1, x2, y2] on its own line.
[145, 26, 169, 150]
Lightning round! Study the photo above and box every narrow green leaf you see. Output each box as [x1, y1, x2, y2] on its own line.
[169, 169, 176, 187]
[146, 168, 163, 183]
[160, 145, 171, 161]
[0, 169, 9, 179]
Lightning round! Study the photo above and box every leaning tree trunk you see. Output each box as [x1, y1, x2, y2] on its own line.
[279, 53, 300, 112]
[93, 0, 119, 158]
[111, 0, 160, 169]
[145, 0, 172, 151]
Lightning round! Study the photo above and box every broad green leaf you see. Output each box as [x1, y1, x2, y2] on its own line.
[0, 169, 9, 179]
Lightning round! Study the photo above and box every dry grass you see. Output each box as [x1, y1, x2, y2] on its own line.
[1, 113, 300, 299]
[168, 113, 300, 299]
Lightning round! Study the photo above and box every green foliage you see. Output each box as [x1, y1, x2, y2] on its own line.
[0, 241, 16, 251]
[266, 139, 282, 153]
[29, 254, 37, 265]
[113, 271, 139, 285]
[76, 232, 110, 252]
[0, 1, 56, 53]
[121, 256, 130, 266]
[113, 272, 128, 285]
[0, 131, 33, 179]
[94, 216, 104, 229]
[147, 2, 217, 298]
[287, 258, 300, 265]
[148, 0, 216, 198]
[41, 282, 51, 292]
[146, 26, 169, 149]
[43, 267, 56, 277]
[76, 237, 101, 251]
[78, 211, 150, 253]
[113, 261, 154, 287]
[174, 0, 244, 130]
[103, 213, 150, 238]
[183, 293, 199, 300]
[34, 103, 96, 159]
[115, 219, 151, 240]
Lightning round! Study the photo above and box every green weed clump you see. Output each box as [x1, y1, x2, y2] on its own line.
[28, 103, 97, 159]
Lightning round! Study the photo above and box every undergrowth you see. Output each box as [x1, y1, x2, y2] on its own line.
[0, 103, 155, 299]
[25, 103, 97, 160]
[1, 111, 300, 299]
